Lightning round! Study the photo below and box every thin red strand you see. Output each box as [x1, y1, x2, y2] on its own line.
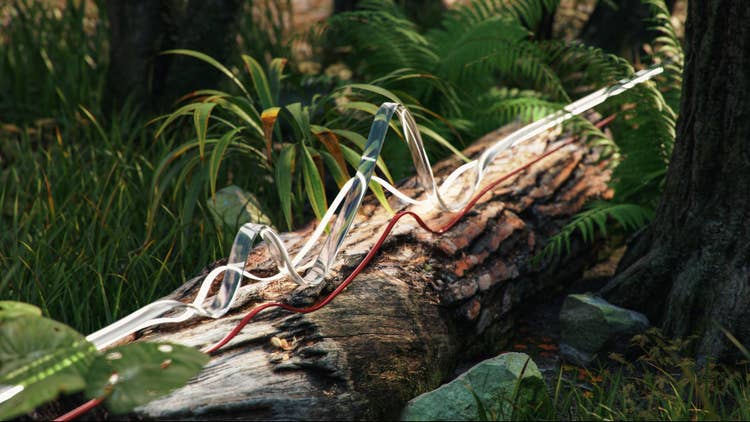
[206, 116, 615, 354]
[54, 114, 615, 420]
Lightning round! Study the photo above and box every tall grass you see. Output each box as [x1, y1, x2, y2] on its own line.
[541, 330, 750, 420]
[0, 1, 227, 333]
[0, 109, 227, 333]
[0, 0, 107, 125]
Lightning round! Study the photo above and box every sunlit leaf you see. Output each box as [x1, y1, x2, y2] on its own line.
[0, 301, 41, 320]
[0, 317, 96, 420]
[345, 83, 404, 104]
[339, 144, 394, 215]
[85, 342, 208, 414]
[417, 124, 470, 162]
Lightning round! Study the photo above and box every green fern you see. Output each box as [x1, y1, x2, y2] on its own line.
[537, 202, 654, 261]
[537, 0, 683, 261]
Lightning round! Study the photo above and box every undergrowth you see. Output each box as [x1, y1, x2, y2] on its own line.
[550, 329, 750, 421]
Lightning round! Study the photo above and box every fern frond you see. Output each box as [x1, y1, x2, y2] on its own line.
[326, 1, 438, 78]
[537, 40, 633, 95]
[607, 83, 675, 204]
[446, 0, 560, 32]
[642, 0, 684, 110]
[537, 202, 654, 260]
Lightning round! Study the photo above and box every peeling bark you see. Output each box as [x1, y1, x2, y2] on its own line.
[121, 121, 611, 419]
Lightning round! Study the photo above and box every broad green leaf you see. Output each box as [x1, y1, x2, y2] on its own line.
[0, 317, 97, 420]
[193, 102, 217, 160]
[300, 145, 327, 220]
[275, 144, 296, 230]
[209, 127, 243, 198]
[0, 301, 41, 320]
[85, 342, 208, 415]
[337, 100, 379, 116]
[242, 54, 274, 109]
[163, 49, 250, 97]
[367, 180, 394, 216]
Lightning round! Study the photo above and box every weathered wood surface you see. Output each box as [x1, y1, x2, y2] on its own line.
[127, 122, 612, 420]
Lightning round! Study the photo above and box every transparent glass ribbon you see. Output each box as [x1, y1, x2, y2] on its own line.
[81, 64, 664, 351]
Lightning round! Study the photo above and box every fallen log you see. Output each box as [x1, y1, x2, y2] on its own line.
[127, 121, 612, 420]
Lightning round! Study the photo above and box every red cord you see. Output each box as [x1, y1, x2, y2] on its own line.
[54, 114, 615, 420]
[205, 116, 616, 353]
[53, 396, 105, 421]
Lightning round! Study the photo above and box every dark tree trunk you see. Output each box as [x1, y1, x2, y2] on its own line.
[601, 1, 750, 360]
[118, 121, 613, 419]
[105, 0, 242, 115]
[579, 0, 657, 63]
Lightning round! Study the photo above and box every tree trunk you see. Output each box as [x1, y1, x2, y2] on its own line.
[124, 122, 612, 419]
[105, 0, 242, 115]
[579, 0, 656, 63]
[601, 1, 750, 361]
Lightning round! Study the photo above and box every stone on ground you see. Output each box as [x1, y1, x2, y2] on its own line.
[560, 293, 649, 366]
[401, 352, 548, 421]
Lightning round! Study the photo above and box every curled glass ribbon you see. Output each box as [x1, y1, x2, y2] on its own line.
[84, 64, 664, 351]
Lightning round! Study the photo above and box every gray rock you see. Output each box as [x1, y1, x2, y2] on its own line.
[207, 185, 272, 229]
[560, 293, 649, 366]
[401, 352, 548, 421]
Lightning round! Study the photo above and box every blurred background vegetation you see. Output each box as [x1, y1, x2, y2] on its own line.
[0, 0, 684, 346]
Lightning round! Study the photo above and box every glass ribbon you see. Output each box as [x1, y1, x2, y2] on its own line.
[81, 64, 664, 350]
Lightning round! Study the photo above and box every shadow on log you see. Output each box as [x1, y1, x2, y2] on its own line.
[126, 121, 612, 419]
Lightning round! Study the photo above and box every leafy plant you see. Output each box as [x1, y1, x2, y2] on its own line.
[534, 0, 683, 261]
[326, 0, 630, 139]
[0, 301, 208, 419]
[150, 49, 461, 232]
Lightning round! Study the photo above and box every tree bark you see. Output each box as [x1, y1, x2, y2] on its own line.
[105, 0, 242, 115]
[579, 0, 657, 63]
[124, 121, 612, 419]
[601, 1, 750, 361]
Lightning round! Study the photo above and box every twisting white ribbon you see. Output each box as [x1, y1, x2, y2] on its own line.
[0, 65, 664, 406]
[83, 64, 664, 351]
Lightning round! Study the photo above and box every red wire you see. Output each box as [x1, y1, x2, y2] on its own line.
[206, 115, 616, 353]
[53, 396, 105, 421]
[54, 114, 615, 420]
